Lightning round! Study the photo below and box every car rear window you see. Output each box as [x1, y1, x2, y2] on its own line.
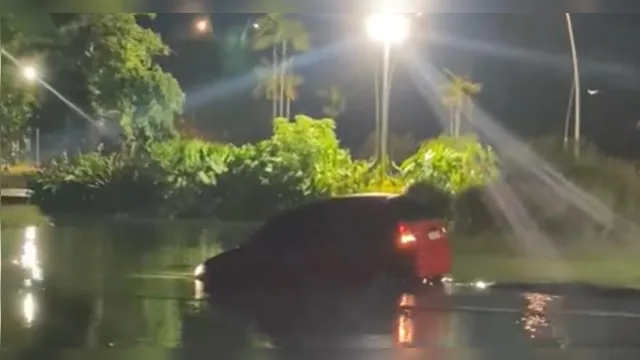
[388, 196, 447, 221]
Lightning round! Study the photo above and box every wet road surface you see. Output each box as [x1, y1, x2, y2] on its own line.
[3, 220, 640, 357]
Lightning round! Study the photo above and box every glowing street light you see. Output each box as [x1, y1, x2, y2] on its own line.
[21, 65, 38, 81]
[194, 18, 210, 34]
[365, 13, 411, 176]
[366, 13, 411, 45]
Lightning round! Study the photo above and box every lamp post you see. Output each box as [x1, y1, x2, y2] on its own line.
[565, 13, 581, 156]
[366, 13, 410, 176]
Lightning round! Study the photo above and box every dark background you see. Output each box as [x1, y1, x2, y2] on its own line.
[144, 13, 640, 157]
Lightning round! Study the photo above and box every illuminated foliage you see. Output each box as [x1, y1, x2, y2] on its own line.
[32, 116, 500, 219]
[0, 15, 39, 148]
[401, 134, 499, 195]
[34, 14, 183, 142]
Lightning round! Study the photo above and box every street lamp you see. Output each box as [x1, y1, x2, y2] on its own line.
[366, 13, 410, 176]
[565, 13, 581, 157]
[194, 18, 210, 34]
[21, 65, 38, 82]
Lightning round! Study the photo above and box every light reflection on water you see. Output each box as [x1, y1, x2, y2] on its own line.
[14, 225, 43, 283]
[518, 292, 569, 348]
[10, 226, 44, 328]
[1, 217, 640, 351]
[21, 292, 35, 326]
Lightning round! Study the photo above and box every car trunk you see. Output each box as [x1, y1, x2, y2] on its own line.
[390, 197, 452, 279]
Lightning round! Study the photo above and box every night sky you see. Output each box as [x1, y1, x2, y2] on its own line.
[145, 13, 640, 158]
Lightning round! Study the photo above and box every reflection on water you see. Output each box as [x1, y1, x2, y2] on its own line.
[518, 292, 568, 348]
[396, 311, 415, 346]
[2, 207, 640, 352]
[10, 225, 44, 329]
[14, 225, 43, 282]
[21, 292, 35, 326]
[520, 293, 555, 338]
[394, 291, 455, 349]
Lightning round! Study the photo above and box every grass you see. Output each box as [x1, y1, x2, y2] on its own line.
[452, 235, 640, 288]
[0, 204, 52, 228]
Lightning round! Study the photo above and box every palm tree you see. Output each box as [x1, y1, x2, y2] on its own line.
[253, 58, 280, 114]
[252, 13, 310, 119]
[254, 59, 303, 119]
[282, 73, 303, 119]
[440, 69, 482, 137]
[316, 86, 346, 118]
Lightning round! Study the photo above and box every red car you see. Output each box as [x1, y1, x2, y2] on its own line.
[195, 193, 452, 293]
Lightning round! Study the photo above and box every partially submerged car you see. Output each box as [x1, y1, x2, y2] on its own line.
[195, 193, 452, 293]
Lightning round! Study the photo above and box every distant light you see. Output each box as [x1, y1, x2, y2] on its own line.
[252, 22, 259, 29]
[22, 66, 38, 81]
[194, 19, 209, 33]
[474, 280, 488, 290]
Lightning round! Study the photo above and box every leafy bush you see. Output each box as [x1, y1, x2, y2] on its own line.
[213, 116, 362, 219]
[400, 134, 499, 195]
[30, 115, 500, 220]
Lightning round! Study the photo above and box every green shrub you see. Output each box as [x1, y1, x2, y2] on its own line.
[30, 115, 502, 221]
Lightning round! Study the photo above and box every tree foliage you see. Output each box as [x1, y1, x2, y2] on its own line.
[401, 135, 499, 195]
[0, 15, 39, 148]
[252, 13, 310, 119]
[252, 14, 310, 53]
[316, 86, 347, 118]
[35, 14, 184, 142]
[440, 69, 482, 137]
[32, 115, 502, 221]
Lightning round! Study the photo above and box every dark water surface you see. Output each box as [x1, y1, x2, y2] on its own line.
[2, 208, 640, 358]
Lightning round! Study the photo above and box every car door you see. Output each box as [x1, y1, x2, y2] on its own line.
[242, 204, 330, 286]
[308, 198, 393, 285]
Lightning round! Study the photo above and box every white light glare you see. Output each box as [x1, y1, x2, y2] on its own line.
[195, 19, 209, 33]
[22, 66, 38, 81]
[194, 264, 205, 277]
[23, 293, 36, 326]
[366, 13, 410, 44]
[25, 225, 37, 241]
[21, 239, 37, 269]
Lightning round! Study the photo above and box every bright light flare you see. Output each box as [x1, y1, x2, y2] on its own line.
[194, 19, 210, 33]
[22, 293, 36, 326]
[25, 225, 37, 241]
[366, 13, 410, 44]
[21, 65, 38, 81]
[194, 264, 205, 277]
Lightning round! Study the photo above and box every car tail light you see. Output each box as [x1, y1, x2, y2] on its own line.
[397, 223, 416, 247]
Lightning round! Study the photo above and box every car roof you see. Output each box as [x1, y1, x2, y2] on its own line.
[283, 193, 413, 215]
[262, 193, 425, 226]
